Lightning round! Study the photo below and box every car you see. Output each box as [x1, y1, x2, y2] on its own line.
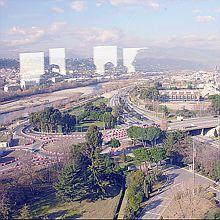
[127, 165, 137, 171]
[213, 115, 218, 118]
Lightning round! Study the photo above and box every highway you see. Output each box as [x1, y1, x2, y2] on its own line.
[168, 116, 220, 131]
[122, 94, 220, 131]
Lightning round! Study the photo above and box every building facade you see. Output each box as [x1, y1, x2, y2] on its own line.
[123, 48, 147, 73]
[93, 46, 121, 75]
[49, 48, 66, 75]
[160, 89, 202, 101]
[19, 52, 44, 87]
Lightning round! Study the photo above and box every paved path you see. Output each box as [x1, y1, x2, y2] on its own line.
[139, 166, 219, 219]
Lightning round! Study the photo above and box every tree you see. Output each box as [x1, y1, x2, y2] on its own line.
[103, 112, 116, 129]
[55, 164, 89, 201]
[149, 147, 166, 168]
[0, 195, 11, 220]
[214, 164, 220, 181]
[19, 204, 32, 219]
[164, 133, 175, 163]
[109, 138, 121, 148]
[127, 171, 145, 213]
[209, 95, 220, 114]
[133, 148, 151, 171]
[112, 105, 123, 124]
[146, 126, 162, 146]
[127, 126, 142, 144]
[29, 107, 76, 133]
[161, 105, 169, 117]
[56, 125, 120, 201]
[85, 125, 103, 151]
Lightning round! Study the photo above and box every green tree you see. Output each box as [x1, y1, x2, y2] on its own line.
[209, 95, 220, 114]
[86, 125, 103, 150]
[109, 138, 121, 148]
[127, 126, 142, 144]
[102, 112, 116, 129]
[146, 126, 162, 146]
[127, 171, 145, 213]
[133, 148, 151, 171]
[149, 147, 166, 168]
[56, 125, 120, 201]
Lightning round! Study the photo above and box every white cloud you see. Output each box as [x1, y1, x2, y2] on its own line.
[101, 0, 159, 9]
[70, 0, 86, 12]
[51, 6, 64, 13]
[196, 15, 215, 22]
[73, 27, 124, 44]
[4, 22, 67, 47]
[147, 0, 159, 10]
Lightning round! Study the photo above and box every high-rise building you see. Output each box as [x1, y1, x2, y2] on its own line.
[123, 48, 147, 73]
[49, 48, 66, 75]
[93, 46, 121, 75]
[19, 52, 44, 87]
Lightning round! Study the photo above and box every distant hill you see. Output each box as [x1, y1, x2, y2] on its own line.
[135, 47, 220, 70]
[135, 57, 207, 71]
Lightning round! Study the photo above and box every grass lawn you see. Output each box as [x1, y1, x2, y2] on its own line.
[66, 97, 109, 117]
[93, 97, 109, 106]
[27, 187, 121, 219]
[78, 121, 105, 128]
[68, 106, 84, 116]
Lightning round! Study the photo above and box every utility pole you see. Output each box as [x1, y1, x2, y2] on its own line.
[192, 138, 196, 196]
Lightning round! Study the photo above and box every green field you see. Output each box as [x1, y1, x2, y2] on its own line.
[25, 188, 121, 219]
[67, 97, 109, 117]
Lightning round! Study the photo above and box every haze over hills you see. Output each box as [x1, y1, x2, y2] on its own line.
[136, 47, 220, 70]
[1, 46, 219, 71]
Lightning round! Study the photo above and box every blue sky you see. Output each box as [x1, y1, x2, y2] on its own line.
[0, 0, 220, 57]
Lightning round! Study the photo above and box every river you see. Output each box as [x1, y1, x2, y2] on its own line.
[0, 83, 102, 125]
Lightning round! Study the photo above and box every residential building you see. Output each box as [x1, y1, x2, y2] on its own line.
[93, 46, 122, 75]
[49, 48, 66, 75]
[123, 48, 147, 73]
[19, 52, 44, 87]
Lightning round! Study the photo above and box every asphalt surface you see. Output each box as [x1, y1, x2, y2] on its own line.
[139, 166, 220, 219]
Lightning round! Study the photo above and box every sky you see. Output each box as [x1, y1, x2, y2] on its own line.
[0, 0, 220, 58]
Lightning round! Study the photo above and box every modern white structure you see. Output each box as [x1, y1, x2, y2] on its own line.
[201, 83, 220, 97]
[93, 46, 120, 75]
[19, 52, 44, 87]
[49, 48, 66, 75]
[123, 48, 147, 73]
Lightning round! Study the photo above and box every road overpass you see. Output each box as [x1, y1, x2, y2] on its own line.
[168, 116, 219, 132]
[115, 90, 220, 132]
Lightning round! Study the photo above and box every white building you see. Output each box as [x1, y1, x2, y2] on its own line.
[123, 48, 147, 73]
[49, 48, 66, 75]
[19, 52, 44, 87]
[201, 83, 220, 97]
[93, 46, 121, 75]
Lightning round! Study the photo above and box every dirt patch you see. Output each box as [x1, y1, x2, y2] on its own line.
[162, 187, 216, 219]
[44, 138, 83, 154]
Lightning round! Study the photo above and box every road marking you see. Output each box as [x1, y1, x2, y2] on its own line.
[157, 196, 171, 200]
[144, 211, 160, 216]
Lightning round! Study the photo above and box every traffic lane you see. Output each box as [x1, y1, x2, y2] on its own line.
[168, 117, 219, 127]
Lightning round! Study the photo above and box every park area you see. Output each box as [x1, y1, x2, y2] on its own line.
[28, 187, 121, 219]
